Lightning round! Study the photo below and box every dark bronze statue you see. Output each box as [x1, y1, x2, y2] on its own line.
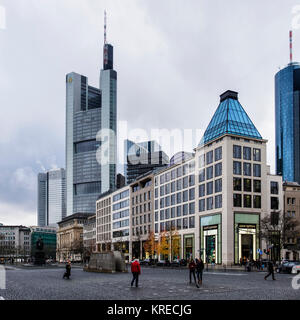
[36, 238, 44, 251]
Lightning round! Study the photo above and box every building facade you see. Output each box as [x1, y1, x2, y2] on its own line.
[0, 225, 31, 261]
[275, 62, 300, 183]
[37, 169, 66, 227]
[30, 226, 57, 260]
[83, 215, 96, 261]
[124, 140, 169, 185]
[56, 213, 93, 262]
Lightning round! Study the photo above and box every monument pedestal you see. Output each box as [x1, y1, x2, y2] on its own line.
[34, 251, 46, 265]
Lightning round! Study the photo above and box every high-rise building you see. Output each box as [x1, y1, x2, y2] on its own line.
[275, 62, 300, 183]
[66, 14, 117, 215]
[124, 140, 169, 185]
[37, 169, 66, 227]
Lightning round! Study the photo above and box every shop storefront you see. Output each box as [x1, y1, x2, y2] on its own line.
[234, 213, 260, 264]
[200, 214, 222, 264]
[183, 234, 194, 260]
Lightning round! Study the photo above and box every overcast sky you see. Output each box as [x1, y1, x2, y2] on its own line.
[0, 0, 298, 226]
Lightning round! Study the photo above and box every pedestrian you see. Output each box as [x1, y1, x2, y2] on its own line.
[189, 259, 199, 288]
[131, 257, 141, 288]
[63, 260, 71, 280]
[196, 258, 204, 285]
[264, 261, 276, 280]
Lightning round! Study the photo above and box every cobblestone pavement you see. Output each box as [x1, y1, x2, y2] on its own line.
[0, 266, 299, 300]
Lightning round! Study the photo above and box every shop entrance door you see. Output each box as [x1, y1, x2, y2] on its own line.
[241, 234, 253, 260]
[206, 235, 216, 263]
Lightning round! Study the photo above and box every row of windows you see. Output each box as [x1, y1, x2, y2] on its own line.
[156, 161, 196, 186]
[113, 190, 129, 203]
[156, 189, 195, 209]
[74, 182, 101, 195]
[112, 209, 129, 221]
[113, 229, 129, 238]
[112, 199, 129, 211]
[132, 202, 152, 215]
[155, 216, 195, 232]
[133, 214, 152, 226]
[233, 194, 261, 208]
[199, 179, 222, 197]
[155, 203, 195, 221]
[132, 191, 152, 204]
[233, 178, 261, 192]
[199, 195, 222, 211]
[199, 163, 222, 182]
[155, 176, 195, 198]
[233, 161, 261, 177]
[74, 140, 100, 154]
[233, 145, 261, 161]
[113, 219, 129, 230]
[133, 225, 151, 236]
[198, 146, 222, 168]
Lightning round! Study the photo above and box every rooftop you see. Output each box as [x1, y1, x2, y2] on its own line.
[199, 90, 262, 146]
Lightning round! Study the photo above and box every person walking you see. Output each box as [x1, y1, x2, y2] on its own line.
[63, 260, 71, 280]
[131, 257, 141, 288]
[264, 260, 276, 280]
[189, 259, 199, 288]
[196, 258, 204, 285]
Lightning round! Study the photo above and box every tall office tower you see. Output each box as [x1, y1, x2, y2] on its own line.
[124, 140, 169, 184]
[37, 169, 66, 227]
[37, 173, 48, 227]
[66, 73, 102, 215]
[275, 31, 300, 183]
[66, 13, 117, 215]
[100, 12, 117, 193]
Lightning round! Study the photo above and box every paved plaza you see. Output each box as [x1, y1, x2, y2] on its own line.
[0, 266, 299, 300]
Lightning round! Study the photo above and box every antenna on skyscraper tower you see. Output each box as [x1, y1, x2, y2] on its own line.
[104, 10, 107, 45]
[290, 30, 293, 64]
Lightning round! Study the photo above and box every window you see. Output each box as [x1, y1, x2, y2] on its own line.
[215, 179, 222, 193]
[253, 180, 261, 193]
[207, 166, 213, 180]
[253, 196, 261, 208]
[189, 202, 195, 214]
[233, 194, 242, 207]
[74, 182, 101, 195]
[183, 190, 188, 202]
[165, 183, 170, 195]
[160, 198, 164, 209]
[183, 204, 188, 216]
[155, 212, 158, 222]
[243, 163, 251, 176]
[233, 145, 242, 159]
[171, 182, 176, 193]
[189, 188, 195, 200]
[215, 195, 222, 209]
[215, 147, 222, 162]
[160, 222, 165, 232]
[199, 199, 205, 212]
[160, 175, 165, 184]
[177, 167, 182, 178]
[243, 147, 251, 160]
[183, 164, 188, 176]
[199, 154, 205, 168]
[165, 196, 170, 207]
[199, 169, 205, 182]
[253, 164, 261, 177]
[160, 210, 165, 220]
[206, 151, 213, 165]
[189, 175, 195, 186]
[233, 178, 242, 191]
[215, 163, 222, 177]
[189, 216, 195, 228]
[171, 169, 176, 180]
[177, 219, 182, 230]
[171, 194, 176, 206]
[199, 184, 205, 197]
[183, 176, 188, 189]
[183, 218, 188, 229]
[74, 139, 100, 154]
[244, 195, 252, 208]
[165, 208, 170, 219]
[176, 192, 182, 204]
[271, 197, 279, 210]
[171, 207, 176, 218]
[177, 179, 182, 191]
[155, 188, 158, 198]
[160, 186, 164, 197]
[207, 181, 213, 195]
[176, 206, 182, 217]
[253, 148, 261, 161]
[233, 161, 242, 175]
[271, 182, 278, 194]
[207, 197, 213, 210]
[244, 179, 252, 192]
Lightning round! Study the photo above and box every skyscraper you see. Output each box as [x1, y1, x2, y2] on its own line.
[124, 140, 169, 184]
[275, 34, 300, 183]
[37, 168, 66, 227]
[66, 13, 117, 215]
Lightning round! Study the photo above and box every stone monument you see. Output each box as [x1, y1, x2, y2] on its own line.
[34, 237, 46, 265]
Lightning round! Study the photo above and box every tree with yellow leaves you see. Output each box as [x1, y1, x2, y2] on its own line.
[143, 231, 157, 259]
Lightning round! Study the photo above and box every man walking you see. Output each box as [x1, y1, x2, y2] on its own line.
[189, 259, 199, 288]
[131, 257, 141, 288]
[264, 260, 276, 280]
[63, 260, 71, 280]
[196, 258, 204, 285]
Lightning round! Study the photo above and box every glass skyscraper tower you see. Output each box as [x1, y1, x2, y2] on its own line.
[66, 26, 117, 216]
[275, 62, 300, 183]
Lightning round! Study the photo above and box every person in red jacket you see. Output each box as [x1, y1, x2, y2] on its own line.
[131, 257, 141, 288]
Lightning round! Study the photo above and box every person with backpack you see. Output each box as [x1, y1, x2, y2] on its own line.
[264, 260, 276, 280]
[63, 260, 71, 280]
[131, 257, 141, 288]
